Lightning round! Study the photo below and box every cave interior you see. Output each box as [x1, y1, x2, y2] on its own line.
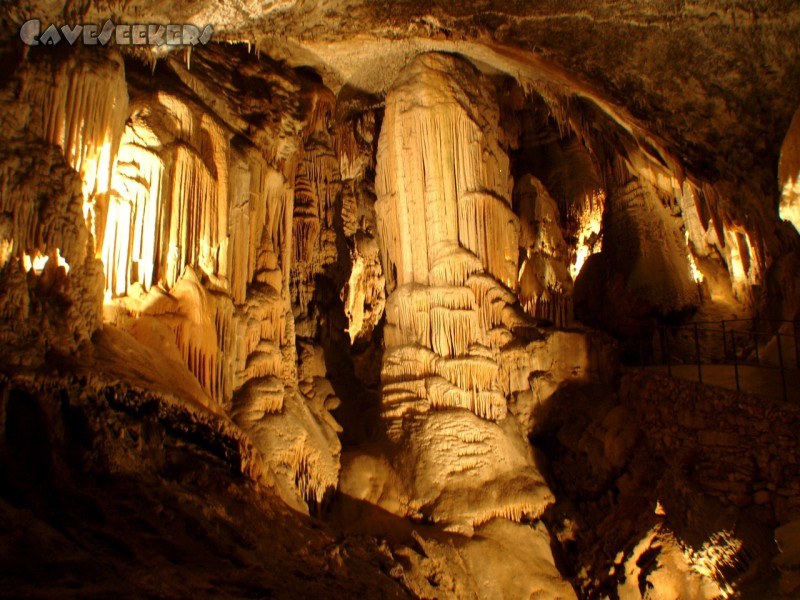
[1, 2, 800, 598]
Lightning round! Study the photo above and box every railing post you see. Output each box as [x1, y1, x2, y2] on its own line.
[777, 330, 788, 403]
[694, 322, 703, 384]
[665, 327, 672, 378]
[794, 320, 800, 370]
[638, 324, 645, 367]
[721, 320, 727, 360]
[753, 316, 760, 365]
[732, 330, 740, 392]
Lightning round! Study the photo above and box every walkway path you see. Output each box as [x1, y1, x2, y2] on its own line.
[641, 364, 800, 403]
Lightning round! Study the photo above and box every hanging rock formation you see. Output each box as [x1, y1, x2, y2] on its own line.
[8, 46, 344, 513]
[575, 151, 701, 334]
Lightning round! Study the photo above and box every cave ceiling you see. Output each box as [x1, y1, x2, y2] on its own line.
[5, 0, 800, 198]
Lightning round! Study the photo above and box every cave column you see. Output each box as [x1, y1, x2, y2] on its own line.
[371, 53, 553, 533]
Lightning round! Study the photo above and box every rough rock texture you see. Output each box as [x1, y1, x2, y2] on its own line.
[534, 381, 780, 599]
[0, 102, 105, 368]
[575, 172, 700, 335]
[0, 374, 412, 599]
[621, 371, 800, 524]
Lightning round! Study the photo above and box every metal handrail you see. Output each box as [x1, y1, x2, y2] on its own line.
[630, 318, 799, 403]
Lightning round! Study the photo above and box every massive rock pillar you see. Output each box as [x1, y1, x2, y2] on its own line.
[373, 53, 547, 530]
[353, 50, 582, 599]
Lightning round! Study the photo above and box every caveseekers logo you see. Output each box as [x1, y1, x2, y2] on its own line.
[20, 20, 214, 47]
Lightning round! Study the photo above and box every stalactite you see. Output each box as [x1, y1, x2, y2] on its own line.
[198, 115, 230, 280]
[101, 82, 292, 309]
[429, 307, 477, 358]
[231, 283, 287, 393]
[432, 355, 499, 395]
[381, 345, 437, 384]
[233, 377, 285, 421]
[384, 286, 431, 349]
[469, 501, 545, 529]
[332, 110, 376, 181]
[228, 153, 255, 305]
[283, 443, 334, 511]
[10, 47, 352, 517]
[514, 173, 574, 327]
[457, 192, 519, 289]
[520, 290, 573, 327]
[427, 248, 485, 288]
[142, 267, 227, 405]
[104, 137, 165, 296]
[20, 51, 129, 250]
[303, 143, 340, 228]
[253, 386, 341, 514]
[466, 275, 508, 329]
[381, 381, 430, 420]
[425, 377, 507, 421]
[289, 138, 340, 315]
[238, 341, 283, 383]
[165, 144, 219, 288]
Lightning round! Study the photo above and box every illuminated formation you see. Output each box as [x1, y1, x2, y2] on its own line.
[9, 48, 342, 512]
[366, 56, 588, 557]
[780, 106, 800, 234]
